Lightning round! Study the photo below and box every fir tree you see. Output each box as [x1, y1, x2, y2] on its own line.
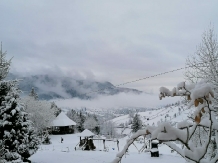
[67, 109, 80, 132]
[132, 113, 142, 133]
[0, 47, 39, 162]
[76, 111, 85, 132]
[51, 102, 61, 117]
[29, 87, 38, 100]
[93, 115, 100, 134]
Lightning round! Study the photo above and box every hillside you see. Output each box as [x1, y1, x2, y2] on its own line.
[110, 102, 192, 129]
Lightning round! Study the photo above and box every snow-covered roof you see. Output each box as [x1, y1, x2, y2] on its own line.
[152, 140, 159, 144]
[78, 129, 95, 137]
[51, 112, 76, 127]
[150, 148, 159, 152]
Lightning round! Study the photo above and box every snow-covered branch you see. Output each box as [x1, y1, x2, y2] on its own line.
[111, 127, 155, 163]
[112, 80, 217, 163]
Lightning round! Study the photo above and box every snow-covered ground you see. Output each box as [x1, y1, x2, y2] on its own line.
[30, 133, 184, 163]
[111, 104, 191, 127]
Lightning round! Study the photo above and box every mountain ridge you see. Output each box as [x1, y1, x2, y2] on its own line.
[6, 73, 144, 100]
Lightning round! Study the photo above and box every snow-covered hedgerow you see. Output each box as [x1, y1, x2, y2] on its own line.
[111, 81, 218, 163]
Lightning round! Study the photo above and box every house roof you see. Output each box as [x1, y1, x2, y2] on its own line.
[78, 129, 95, 137]
[51, 112, 76, 127]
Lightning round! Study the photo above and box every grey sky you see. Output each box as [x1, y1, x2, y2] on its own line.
[1, 0, 218, 93]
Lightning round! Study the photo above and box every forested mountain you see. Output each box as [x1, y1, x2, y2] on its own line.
[6, 73, 143, 100]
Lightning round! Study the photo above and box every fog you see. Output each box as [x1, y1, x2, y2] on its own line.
[55, 92, 181, 110]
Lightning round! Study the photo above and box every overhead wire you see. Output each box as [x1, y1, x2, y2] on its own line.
[83, 58, 218, 96]
[26, 58, 217, 100]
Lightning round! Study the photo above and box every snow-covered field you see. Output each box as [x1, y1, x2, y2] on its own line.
[30, 133, 184, 163]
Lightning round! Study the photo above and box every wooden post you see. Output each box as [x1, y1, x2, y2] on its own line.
[117, 140, 119, 151]
[103, 139, 106, 150]
[144, 135, 145, 144]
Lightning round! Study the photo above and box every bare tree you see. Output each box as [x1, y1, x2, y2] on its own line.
[101, 121, 117, 139]
[185, 27, 218, 104]
[84, 116, 98, 132]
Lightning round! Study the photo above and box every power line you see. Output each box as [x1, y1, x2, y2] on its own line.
[84, 59, 217, 96]
[20, 59, 217, 99]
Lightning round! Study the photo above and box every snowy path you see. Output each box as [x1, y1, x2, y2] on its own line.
[30, 134, 185, 163]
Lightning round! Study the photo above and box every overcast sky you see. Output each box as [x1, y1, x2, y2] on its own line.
[1, 1, 218, 94]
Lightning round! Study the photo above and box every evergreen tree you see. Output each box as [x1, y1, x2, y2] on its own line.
[132, 113, 142, 133]
[67, 109, 78, 122]
[51, 102, 61, 117]
[76, 111, 85, 132]
[93, 115, 100, 134]
[67, 109, 80, 132]
[29, 87, 38, 100]
[0, 48, 39, 162]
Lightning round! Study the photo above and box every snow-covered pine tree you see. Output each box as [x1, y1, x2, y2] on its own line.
[51, 102, 61, 117]
[92, 115, 100, 134]
[29, 87, 38, 100]
[67, 109, 88, 133]
[0, 48, 39, 162]
[76, 111, 85, 132]
[67, 109, 78, 122]
[132, 113, 142, 133]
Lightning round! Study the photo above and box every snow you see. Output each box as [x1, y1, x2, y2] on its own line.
[51, 112, 76, 127]
[150, 148, 159, 152]
[110, 104, 191, 129]
[177, 82, 185, 89]
[27, 81, 218, 163]
[190, 83, 214, 100]
[152, 140, 159, 144]
[177, 120, 192, 129]
[11, 109, 16, 115]
[115, 128, 132, 136]
[78, 129, 95, 137]
[159, 87, 171, 96]
[29, 134, 184, 163]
